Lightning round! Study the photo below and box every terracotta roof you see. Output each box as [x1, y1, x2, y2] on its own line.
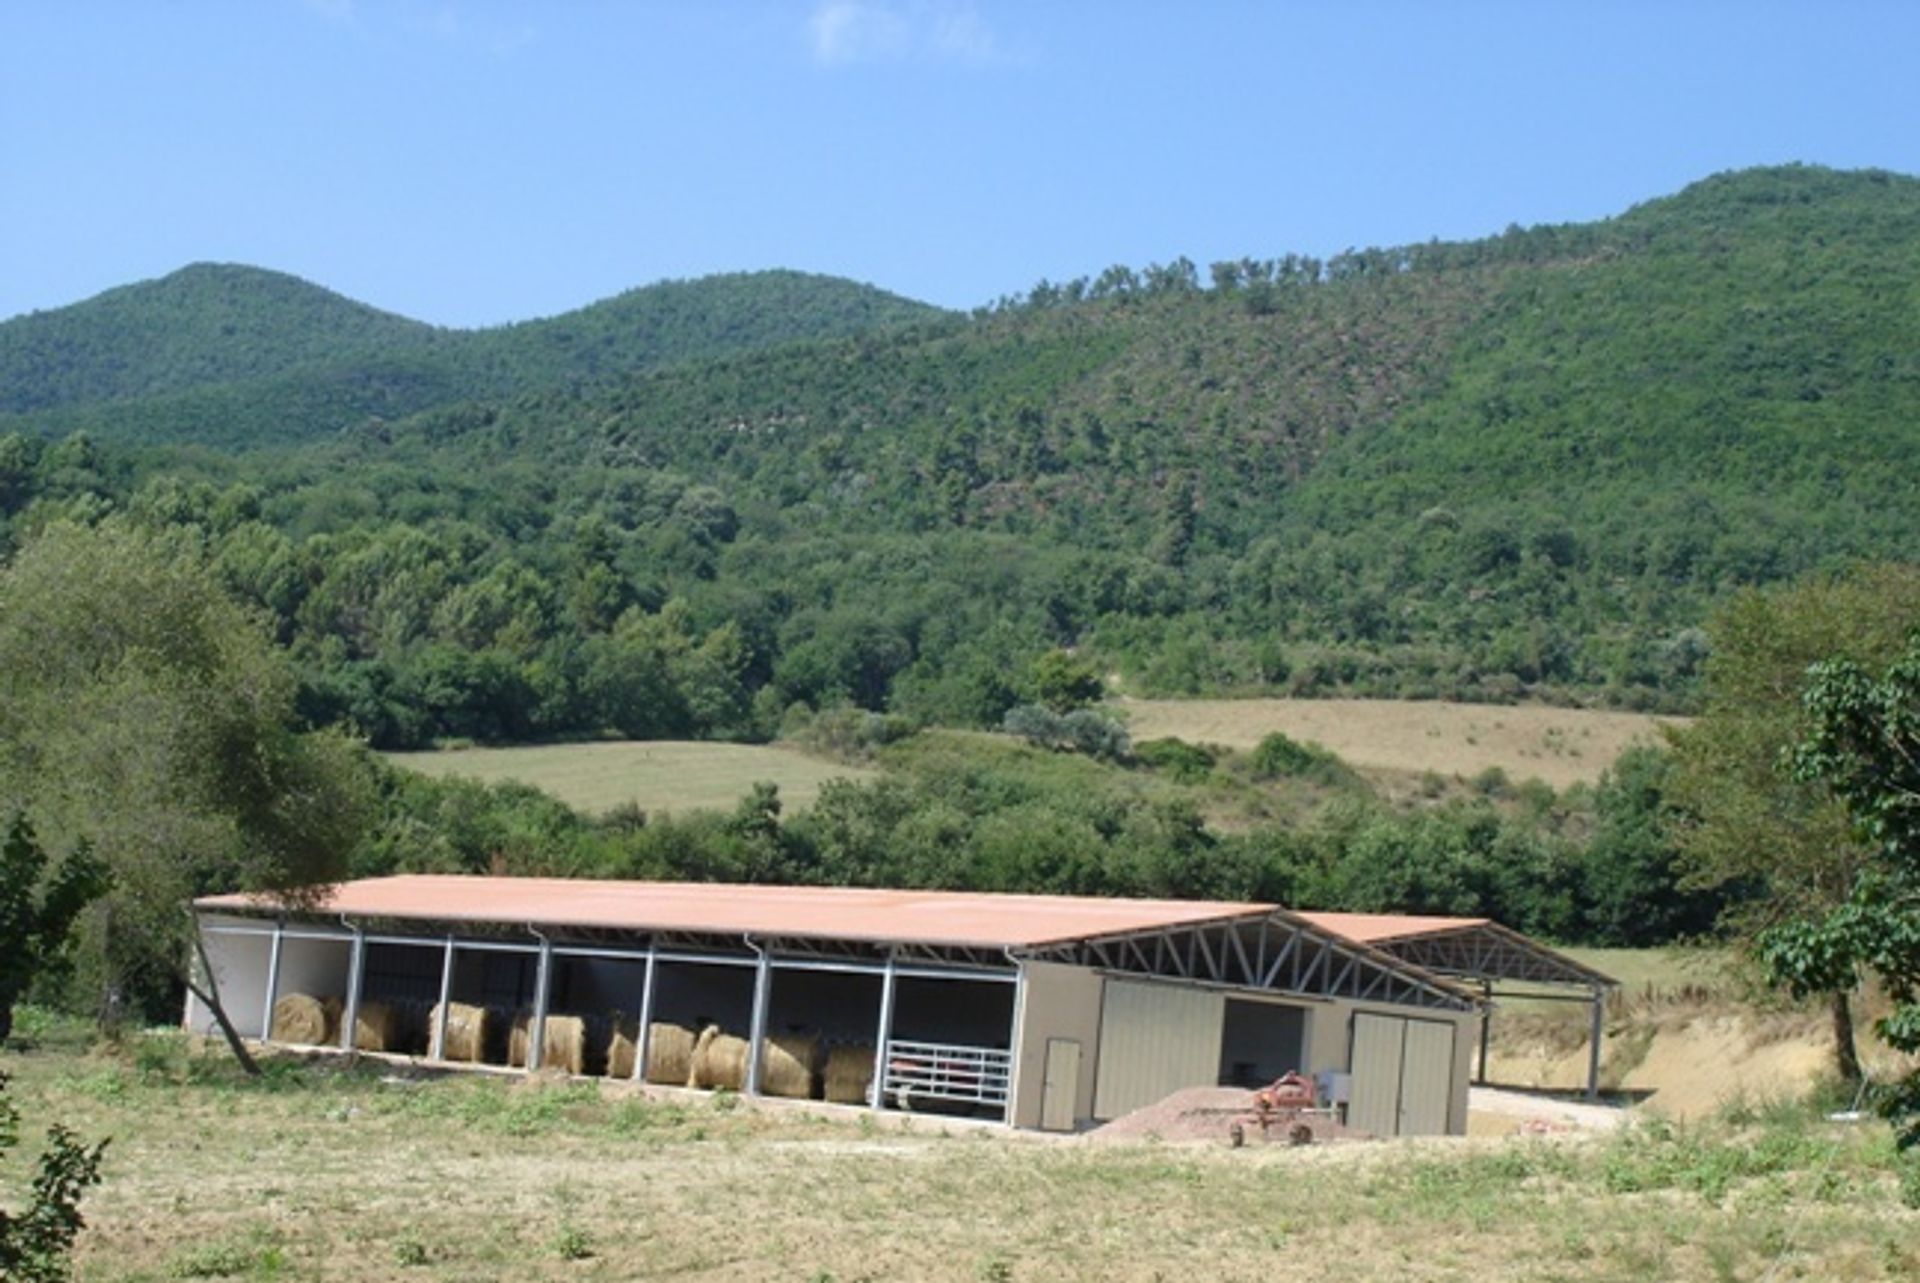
[196, 875, 1274, 951]
[1297, 911, 1492, 945]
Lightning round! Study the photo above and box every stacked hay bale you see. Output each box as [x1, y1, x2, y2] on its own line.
[688, 1026, 752, 1091]
[643, 1022, 695, 1085]
[430, 1001, 490, 1063]
[606, 1014, 639, 1079]
[759, 1033, 823, 1099]
[269, 993, 335, 1046]
[351, 1001, 396, 1053]
[823, 1045, 876, 1104]
[508, 1011, 588, 1075]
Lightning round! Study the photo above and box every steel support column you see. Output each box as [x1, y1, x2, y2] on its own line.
[429, 936, 455, 1061]
[340, 925, 366, 1053]
[1003, 965, 1029, 1126]
[745, 944, 772, 1095]
[528, 935, 553, 1071]
[1477, 981, 1493, 1086]
[870, 953, 898, 1111]
[260, 921, 284, 1042]
[1586, 985, 1605, 1100]
[632, 944, 658, 1083]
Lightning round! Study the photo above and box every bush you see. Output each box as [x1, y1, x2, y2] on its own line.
[1000, 704, 1130, 762]
[1249, 731, 1341, 780]
[792, 705, 916, 761]
[1, 1071, 108, 1283]
[1134, 738, 1216, 782]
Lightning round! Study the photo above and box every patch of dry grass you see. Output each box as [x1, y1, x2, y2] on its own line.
[1118, 697, 1684, 790]
[7, 1031, 1916, 1283]
[383, 740, 877, 817]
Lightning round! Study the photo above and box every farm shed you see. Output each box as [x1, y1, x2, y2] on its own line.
[1302, 913, 1619, 1099]
[189, 875, 1503, 1135]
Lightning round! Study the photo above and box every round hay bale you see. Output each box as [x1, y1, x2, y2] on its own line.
[644, 1022, 696, 1086]
[760, 1033, 822, 1100]
[542, 1015, 587, 1076]
[823, 1044, 875, 1104]
[607, 1015, 638, 1079]
[685, 1024, 719, 1088]
[352, 1000, 396, 1053]
[270, 993, 330, 1046]
[508, 1010, 533, 1068]
[431, 1001, 490, 1063]
[506, 1011, 587, 1073]
[692, 1028, 751, 1092]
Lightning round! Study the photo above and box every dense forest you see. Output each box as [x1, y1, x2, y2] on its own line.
[2, 164, 1917, 748]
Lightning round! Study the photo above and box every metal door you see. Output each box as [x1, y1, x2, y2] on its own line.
[1092, 979, 1226, 1120]
[1348, 1012, 1457, 1137]
[1347, 1011, 1406, 1136]
[1398, 1019, 1455, 1136]
[1041, 1038, 1081, 1132]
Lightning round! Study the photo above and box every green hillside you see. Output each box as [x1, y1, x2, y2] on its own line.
[0, 267, 948, 448]
[1, 164, 1916, 743]
[0, 263, 437, 413]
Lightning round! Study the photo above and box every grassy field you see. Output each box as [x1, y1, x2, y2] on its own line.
[6, 1023, 1918, 1282]
[1118, 697, 1685, 790]
[384, 741, 877, 816]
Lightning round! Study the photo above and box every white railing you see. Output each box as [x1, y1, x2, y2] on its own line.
[883, 1039, 1012, 1108]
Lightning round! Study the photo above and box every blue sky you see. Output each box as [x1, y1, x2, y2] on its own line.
[3, 2, 1917, 327]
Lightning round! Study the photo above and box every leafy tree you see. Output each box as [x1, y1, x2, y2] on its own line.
[0, 1071, 106, 1283]
[0, 522, 373, 1064]
[1579, 746, 1720, 946]
[0, 817, 108, 1045]
[1763, 636, 1920, 1144]
[1666, 565, 1920, 1080]
[1025, 648, 1103, 713]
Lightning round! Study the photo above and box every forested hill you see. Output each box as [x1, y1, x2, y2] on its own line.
[1, 164, 1917, 744]
[0, 264, 434, 413]
[0, 266, 948, 449]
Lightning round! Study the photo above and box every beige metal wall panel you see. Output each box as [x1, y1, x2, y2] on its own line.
[1010, 961, 1105, 1129]
[1398, 1018, 1456, 1136]
[1092, 979, 1225, 1120]
[1041, 1039, 1082, 1131]
[1347, 1011, 1406, 1136]
[187, 922, 273, 1039]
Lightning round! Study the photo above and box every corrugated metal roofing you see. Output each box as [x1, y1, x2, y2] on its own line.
[195, 875, 1274, 951]
[1303, 911, 1616, 988]
[1297, 911, 1492, 945]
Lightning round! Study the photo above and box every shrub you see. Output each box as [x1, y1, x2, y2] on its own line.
[1134, 738, 1216, 783]
[1001, 705, 1130, 762]
[1, 1071, 108, 1283]
[1249, 731, 1340, 780]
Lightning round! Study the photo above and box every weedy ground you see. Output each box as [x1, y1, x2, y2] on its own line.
[3, 1011, 1916, 1283]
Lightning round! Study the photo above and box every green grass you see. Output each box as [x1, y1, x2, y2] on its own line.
[7, 1032, 1917, 1283]
[382, 740, 877, 816]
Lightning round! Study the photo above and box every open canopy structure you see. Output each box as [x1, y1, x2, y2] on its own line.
[197, 876, 1481, 1011]
[1302, 912, 1619, 1097]
[192, 877, 1531, 1135]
